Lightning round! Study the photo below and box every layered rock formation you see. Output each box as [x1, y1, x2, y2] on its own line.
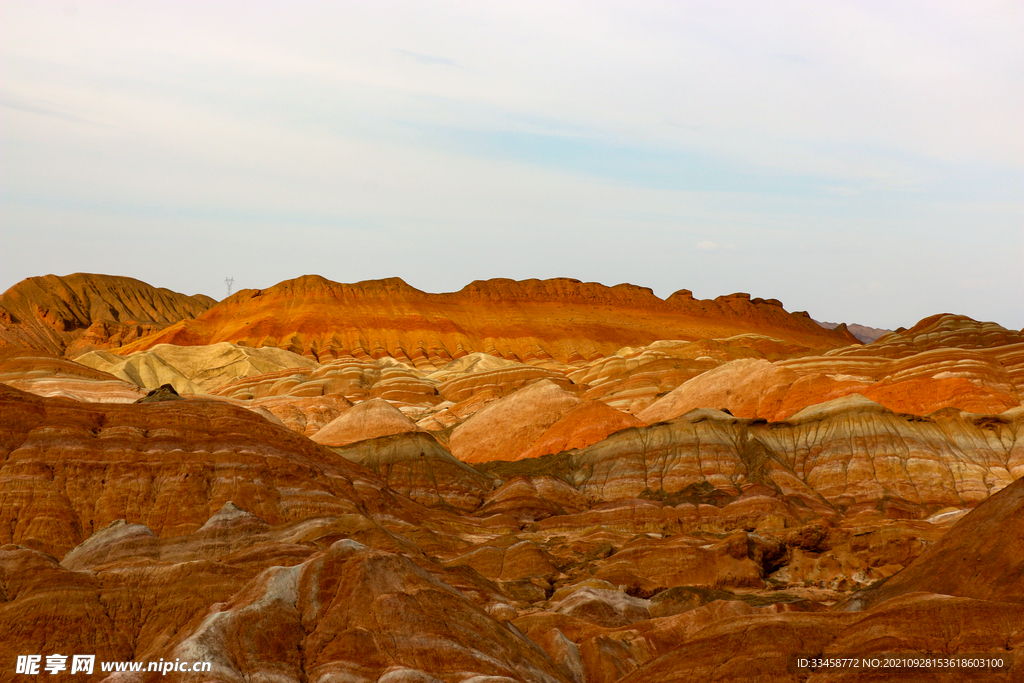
[0, 383, 392, 556]
[231, 394, 354, 437]
[518, 401, 644, 461]
[0, 273, 215, 356]
[0, 386, 583, 680]
[0, 347, 146, 403]
[3, 370, 1024, 681]
[329, 431, 495, 512]
[639, 315, 1024, 421]
[600, 474, 1024, 682]
[212, 356, 444, 409]
[846, 474, 1024, 609]
[4, 273, 1024, 683]
[110, 275, 857, 362]
[76, 341, 316, 394]
[571, 398, 1023, 506]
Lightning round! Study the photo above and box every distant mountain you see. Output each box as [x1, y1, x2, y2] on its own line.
[815, 319, 892, 343]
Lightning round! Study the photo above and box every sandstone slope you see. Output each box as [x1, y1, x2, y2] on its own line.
[847, 471, 1024, 609]
[448, 379, 584, 463]
[311, 398, 423, 447]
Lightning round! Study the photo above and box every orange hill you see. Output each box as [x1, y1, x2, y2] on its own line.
[113, 275, 857, 363]
[0, 273, 215, 357]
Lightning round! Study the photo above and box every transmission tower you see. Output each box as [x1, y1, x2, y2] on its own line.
[225, 277, 235, 298]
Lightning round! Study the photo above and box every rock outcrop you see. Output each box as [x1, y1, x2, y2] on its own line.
[212, 356, 444, 409]
[329, 431, 495, 512]
[0, 383, 392, 556]
[519, 401, 644, 460]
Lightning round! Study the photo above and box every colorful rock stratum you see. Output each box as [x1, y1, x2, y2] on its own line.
[2, 272, 1023, 682]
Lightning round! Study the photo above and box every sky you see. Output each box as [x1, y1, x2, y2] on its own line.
[1, 0, 1021, 331]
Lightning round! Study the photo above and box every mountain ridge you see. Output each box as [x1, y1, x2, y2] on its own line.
[108, 274, 859, 362]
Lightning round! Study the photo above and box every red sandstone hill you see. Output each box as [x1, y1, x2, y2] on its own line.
[109, 275, 858, 363]
[0, 273, 215, 357]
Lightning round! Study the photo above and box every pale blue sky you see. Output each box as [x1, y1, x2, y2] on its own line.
[1, 0, 1021, 330]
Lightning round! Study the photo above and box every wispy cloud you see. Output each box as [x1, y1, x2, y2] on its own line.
[695, 241, 739, 252]
[393, 49, 459, 68]
[1, 97, 108, 128]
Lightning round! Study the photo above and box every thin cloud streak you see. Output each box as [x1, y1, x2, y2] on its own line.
[393, 49, 461, 68]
